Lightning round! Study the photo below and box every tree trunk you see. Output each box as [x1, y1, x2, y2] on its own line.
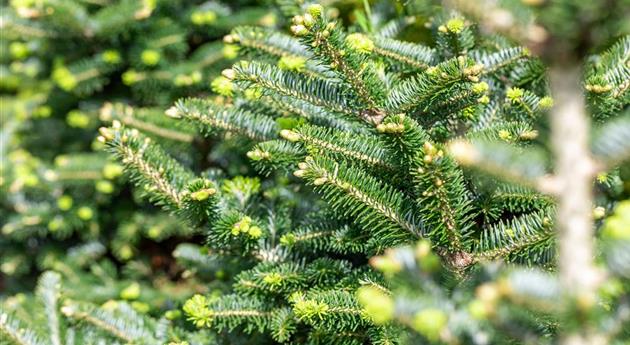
[550, 65, 604, 345]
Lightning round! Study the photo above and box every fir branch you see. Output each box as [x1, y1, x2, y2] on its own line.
[290, 290, 368, 332]
[234, 261, 306, 296]
[471, 47, 531, 75]
[100, 123, 194, 211]
[473, 209, 554, 264]
[280, 124, 397, 170]
[386, 56, 483, 113]
[591, 113, 630, 168]
[261, 94, 367, 133]
[208, 210, 265, 253]
[377, 114, 430, 166]
[372, 36, 436, 71]
[0, 311, 45, 345]
[467, 121, 538, 144]
[502, 87, 551, 121]
[269, 308, 297, 343]
[291, 7, 388, 122]
[490, 183, 554, 215]
[61, 301, 157, 344]
[293, 156, 423, 248]
[585, 36, 630, 120]
[184, 294, 273, 334]
[435, 17, 475, 58]
[36, 272, 63, 345]
[248, 140, 305, 175]
[100, 102, 195, 143]
[411, 142, 474, 251]
[228, 26, 311, 60]
[280, 223, 369, 254]
[232, 60, 356, 116]
[171, 98, 278, 141]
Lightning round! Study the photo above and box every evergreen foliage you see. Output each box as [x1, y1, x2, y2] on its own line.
[2, 0, 630, 344]
[1, 0, 270, 291]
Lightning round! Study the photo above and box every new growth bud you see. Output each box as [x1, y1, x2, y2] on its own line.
[306, 4, 323, 18]
[345, 33, 374, 53]
[280, 129, 301, 142]
[221, 69, 236, 80]
[291, 24, 308, 36]
[446, 18, 465, 33]
[190, 188, 216, 201]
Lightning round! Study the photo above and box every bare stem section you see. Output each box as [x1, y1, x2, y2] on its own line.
[550, 66, 603, 345]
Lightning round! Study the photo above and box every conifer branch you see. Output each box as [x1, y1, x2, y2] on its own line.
[232, 60, 355, 116]
[377, 114, 430, 166]
[100, 102, 195, 143]
[292, 156, 422, 248]
[61, 302, 157, 344]
[472, 47, 531, 75]
[248, 140, 305, 175]
[99, 123, 194, 211]
[473, 210, 554, 262]
[280, 223, 369, 254]
[291, 6, 388, 123]
[386, 56, 483, 113]
[171, 98, 278, 141]
[36, 272, 63, 345]
[227, 26, 311, 60]
[280, 124, 397, 170]
[0, 311, 44, 345]
[372, 36, 436, 70]
[412, 142, 474, 251]
[184, 294, 273, 333]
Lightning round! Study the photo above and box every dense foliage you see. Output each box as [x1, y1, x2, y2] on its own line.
[1, 0, 629, 344]
[1, 0, 272, 290]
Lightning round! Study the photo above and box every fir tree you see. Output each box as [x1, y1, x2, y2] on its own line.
[2, 0, 629, 344]
[1, 0, 271, 291]
[94, 1, 628, 343]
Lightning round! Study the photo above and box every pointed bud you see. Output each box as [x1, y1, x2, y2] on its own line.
[345, 33, 374, 53]
[98, 127, 114, 141]
[519, 130, 538, 140]
[291, 24, 308, 36]
[292, 15, 304, 25]
[313, 177, 327, 185]
[165, 106, 181, 118]
[498, 129, 512, 141]
[303, 13, 314, 27]
[592, 206, 606, 220]
[246, 150, 259, 160]
[221, 69, 236, 80]
[280, 129, 300, 142]
[190, 188, 216, 201]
